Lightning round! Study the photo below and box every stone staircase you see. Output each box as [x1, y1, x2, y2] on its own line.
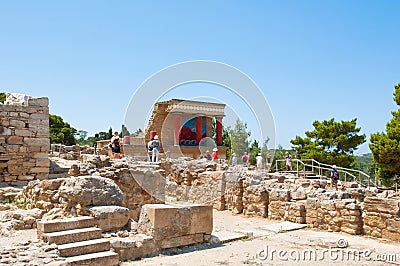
[37, 216, 119, 266]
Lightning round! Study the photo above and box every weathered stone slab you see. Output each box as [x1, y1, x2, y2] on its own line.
[364, 197, 400, 215]
[137, 204, 213, 244]
[111, 234, 159, 260]
[87, 206, 129, 231]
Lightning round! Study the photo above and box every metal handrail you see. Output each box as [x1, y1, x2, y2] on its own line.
[274, 158, 379, 188]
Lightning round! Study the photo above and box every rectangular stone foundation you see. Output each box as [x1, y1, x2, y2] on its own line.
[137, 204, 213, 249]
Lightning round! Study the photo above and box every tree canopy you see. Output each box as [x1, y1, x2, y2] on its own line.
[228, 119, 251, 158]
[370, 83, 400, 186]
[291, 118, 366, 168]
[49, 114, 76, 145]
[0, 92, 5, 103]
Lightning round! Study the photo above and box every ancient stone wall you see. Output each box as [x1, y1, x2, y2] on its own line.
[0, 96, 50, 185]
[362, 197, 400, 241]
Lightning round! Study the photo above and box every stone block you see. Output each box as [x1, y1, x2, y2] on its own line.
[382, 229, 400, 241]
[386, 218, 400, 232]
[88, 206, 130, 231]
[28, 97, 49, 107]
[6, 145, 20, 153]
[18, 175, 35, 181]
[269, 189, 291, 202]
[160, 233, 204, 249]
[0, 126, 12, 136]
[9, 119, 25, 129]
[189, 204, 213, 234]
[24, 137, 50, 147]
[137, 204, 212, 243]
[36, 158, 50, 167]
[364, 197, 400, 215]
[30, 167, 49, 173]
[15, 129, 32, 137]
[6, 136, 24, 144]
[111, 235, 159, 260]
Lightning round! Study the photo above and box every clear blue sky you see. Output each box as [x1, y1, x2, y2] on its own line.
[1, 1, 399, 154]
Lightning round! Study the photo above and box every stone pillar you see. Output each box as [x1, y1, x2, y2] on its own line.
[196, 116, 202, 144]
[216, 116, 223, 146]
[173, 113, 182, 146]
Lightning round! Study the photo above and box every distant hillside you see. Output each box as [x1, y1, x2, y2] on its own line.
[355, 153, 376, 177]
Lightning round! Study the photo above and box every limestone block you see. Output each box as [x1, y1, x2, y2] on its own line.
[88, 206, 130, 231]
[188, 205, 213, 234]
[6, 145, 20, 153]
[9, 120, 25, 129]
[29, 167, 49, 173]
[24, 137, 50, 147]
[6, 136, 24, 144]
[364, 197, 400, 215]
[0, 126, 12, 136]
[28, 97, 49, 107]
[110, 235, 159, 260]
[386, 218, 400, 232]
[18, 175, 35, 181]
[291, 189, 307, 200]
[364, 214, 386, 229]
[58, 176, 123, 207]
[137, 204, 212, 242]
[0, 137, 5, 143]
[15, 129, 32, 137]
[36, 159, 50, 167]
[269, 189, 290, 202]
[382, 229, 400, 241]
[160, 233, 204, 249]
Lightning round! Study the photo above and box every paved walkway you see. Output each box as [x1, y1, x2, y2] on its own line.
[123, 210, 400, 266]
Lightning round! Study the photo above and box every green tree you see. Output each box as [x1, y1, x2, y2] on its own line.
[229, 119, 251, 159]
[291, 118, 366, 168]
[249, 140, 261, 165]
[49, 114, 76, 145]
[0, 92, 5, 103]
[370, 83, 400, 186]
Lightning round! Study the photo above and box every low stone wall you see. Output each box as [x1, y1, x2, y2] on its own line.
[306, 198, 362, 235]
[0, 96, 50, 186]
[363, 197, 400, 241]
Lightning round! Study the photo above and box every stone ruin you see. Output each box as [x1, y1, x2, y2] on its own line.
[0, 93, 399, 264]
[0, 93, 50, 186]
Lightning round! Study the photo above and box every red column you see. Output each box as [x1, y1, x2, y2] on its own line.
[174, 115, 181, 146]
[196, 117, 202, 144]
[216, 117, 223, 146]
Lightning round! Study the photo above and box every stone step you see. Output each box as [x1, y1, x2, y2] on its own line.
[66, 251, 119, 266]
[50, 167, 70, 174]
[43, 227, 102, 245]
[37, 216, 95, 239]
[48, 173, 69, 179]
[58, 238, 110, 257]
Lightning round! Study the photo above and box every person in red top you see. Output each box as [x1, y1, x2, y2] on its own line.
[212, 148, 218, 161]
[242, 152, 249, 167]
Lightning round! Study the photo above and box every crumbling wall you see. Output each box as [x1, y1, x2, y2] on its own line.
[306, 198, 362, 235]
[363, 197, 400, 241]
[0, 96, 50, 185]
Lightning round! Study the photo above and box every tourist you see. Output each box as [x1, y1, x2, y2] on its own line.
[212, 148, 218, 161]
[242, 152, 249, 167]
[266, 153, 272, 172]
[285, 152, 292, 171]
[152, 135, 161, 162]
[330, 165, 339, 190]
[93, 133, 99, 155]
[256, 153, 263, 170]
[147, 137, 154, 161]
[205, 150, 212, 161]
[231, 153, 238, 166]
[110, 131, 121, 158]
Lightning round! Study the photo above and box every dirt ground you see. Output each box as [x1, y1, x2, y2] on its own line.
[122, 210, 400, 266]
